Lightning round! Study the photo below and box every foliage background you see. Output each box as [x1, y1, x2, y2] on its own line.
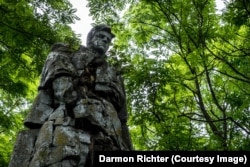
[0, 0, 250, 166]
[0, 0, 80, 166]
[87, 0, 250, 151]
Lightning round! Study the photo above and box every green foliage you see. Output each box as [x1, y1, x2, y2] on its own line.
[0, 91, 28, 166]
[223, 0, 250, 26]
[88, 0, 250, 150]
[0, 0, 80, 97]
[0, 0, 80, 165]
[1, 0, 250, 165]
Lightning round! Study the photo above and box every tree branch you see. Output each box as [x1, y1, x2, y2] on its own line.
[206, 46, 250, 82]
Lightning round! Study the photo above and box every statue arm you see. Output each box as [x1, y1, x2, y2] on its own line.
[52, 76, 78, 105]
[39, 43, 78, 105]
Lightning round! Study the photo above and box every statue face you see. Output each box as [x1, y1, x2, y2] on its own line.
[89, 31, 112, 54]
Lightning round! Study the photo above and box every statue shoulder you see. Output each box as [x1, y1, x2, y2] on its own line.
[51, 42, 74, 53]
[38, 43, 78, 89]
[45, 43, 75, 62]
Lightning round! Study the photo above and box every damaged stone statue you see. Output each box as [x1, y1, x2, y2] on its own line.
[9, 25, 133, 167]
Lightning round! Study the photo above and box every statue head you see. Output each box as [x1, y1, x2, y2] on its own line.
[86, 24, 115, 54]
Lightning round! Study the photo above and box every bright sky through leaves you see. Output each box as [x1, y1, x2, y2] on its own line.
[70, 0, 93, 44]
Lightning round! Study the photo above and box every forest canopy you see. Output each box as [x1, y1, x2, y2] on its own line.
[0, 0, 250, 165]
[87, 0, 250, 151]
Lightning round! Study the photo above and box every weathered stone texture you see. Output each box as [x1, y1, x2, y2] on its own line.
[48, 104, 66, 121]
[35, 121, 54, 148]
[9, 25, 132, 167]
[9, 129, 39, 167]
[24, 90, 53, 128]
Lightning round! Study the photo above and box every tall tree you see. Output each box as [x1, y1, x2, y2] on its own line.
[87, 0, 250, 150]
